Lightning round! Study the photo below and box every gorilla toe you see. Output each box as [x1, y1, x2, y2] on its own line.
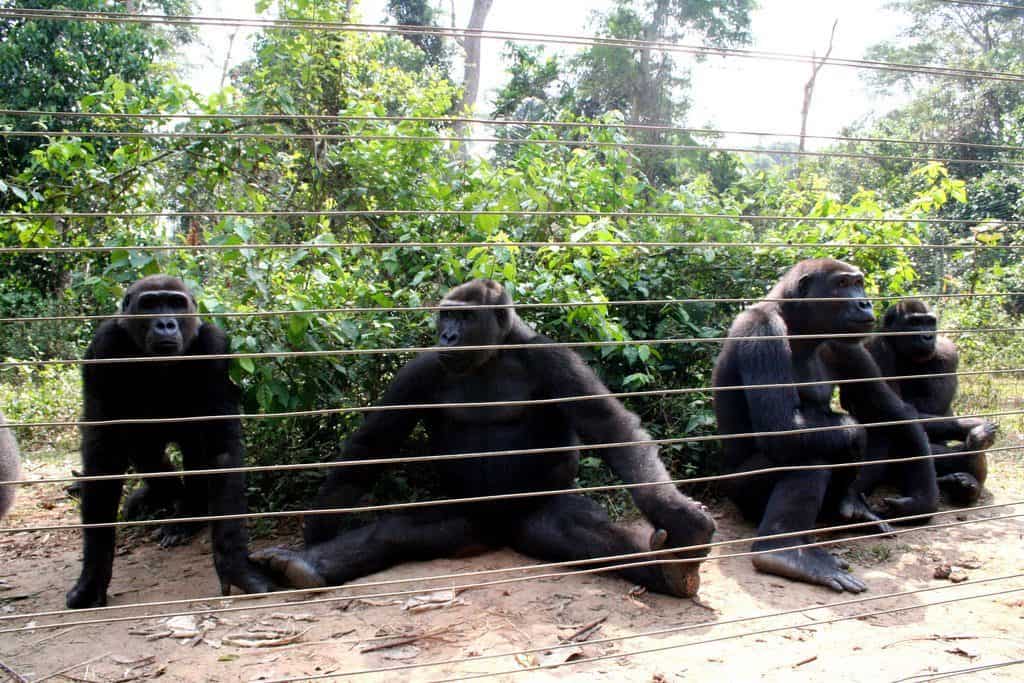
[752, 547, 867, 593]
[250, 547, 327, 589]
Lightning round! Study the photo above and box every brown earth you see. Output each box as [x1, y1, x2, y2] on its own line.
[1, 448, 1022, 683]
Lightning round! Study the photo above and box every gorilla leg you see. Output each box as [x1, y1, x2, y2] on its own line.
[66, 441, 127, 608]
[253, 507, 493, 588]
[185, 433, 273, 595]
[507, 494, 700, 597]
[750, 470, 866, 593]
[933, 442, 987, 506]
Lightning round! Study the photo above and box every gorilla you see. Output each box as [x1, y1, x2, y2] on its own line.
[0, 410, 21, 520]
[66, 275, 273, 608]
[712, 259, 937, 593]
[854, 299, 996, 506]
[252, 279, 716, 597]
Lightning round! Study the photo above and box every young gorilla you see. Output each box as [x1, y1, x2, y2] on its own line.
[854, 300, 996, 506]
[66, 275, 273, 608]
[712, 259, 937, 593]
[253, 279, 716, 597]
[0, 411, 21, 520]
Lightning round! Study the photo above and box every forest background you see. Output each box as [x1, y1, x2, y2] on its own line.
[2, 0, 1023, 517]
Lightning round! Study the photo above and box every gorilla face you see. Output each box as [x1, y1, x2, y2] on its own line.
[886, 309, 938, 362]
[796, 263, 875, 340]
[119, 276, 199, 356]
[436, 304, 502, 373]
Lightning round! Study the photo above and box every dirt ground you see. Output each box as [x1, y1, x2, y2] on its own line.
[1, 450, 1023, 683]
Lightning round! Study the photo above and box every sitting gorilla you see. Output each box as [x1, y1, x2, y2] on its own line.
[712, 259, 937, 593]
[66, 275, 273, 608]
[253, 279, 716, 597]
[0, 410, 21, 520]
[852, 299, 996, 506]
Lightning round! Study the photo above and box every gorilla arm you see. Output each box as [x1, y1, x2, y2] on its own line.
[537, 344, 715, 553]
[824, 342, 938, 518]
[303, 354, 440, 546]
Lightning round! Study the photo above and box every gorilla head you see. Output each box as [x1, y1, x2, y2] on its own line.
[436, 279, 514, 373]
[119, 275, 199, 356]
[881, 299, 938, 362]
[771, 258, 875, 340]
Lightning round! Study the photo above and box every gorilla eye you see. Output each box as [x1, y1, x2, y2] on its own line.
[837, 277, 850, 288]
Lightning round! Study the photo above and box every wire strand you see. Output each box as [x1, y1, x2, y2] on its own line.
[3, 109, 1023, 154]
[2, 208, 1022, 228]
[423, 586, 1024, 683]
[2, 291, 1020, 325]
[2, 326, 1022, 369]
[2, 364, 1019, 434]
[892, 658, 1024, 683]
[3, 509, 1019, 633]
[2, 9, 1023, 83]
[5, 129, 1023, 168]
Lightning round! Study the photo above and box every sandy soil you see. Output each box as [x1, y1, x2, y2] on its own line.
[1, 450, 1022, 683]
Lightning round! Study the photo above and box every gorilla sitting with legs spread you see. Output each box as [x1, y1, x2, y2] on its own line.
[852, 300, 996, 506]
[253, 279, 716, 597]
[713, 259, 937, 593]
[66, 275, 273, 608]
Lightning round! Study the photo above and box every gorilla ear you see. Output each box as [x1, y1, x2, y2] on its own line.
[797, 273, 813, 297]
[120, 292, 132, 313]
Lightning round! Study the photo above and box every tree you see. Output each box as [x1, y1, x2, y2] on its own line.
[567, 0, 755, 125]
[384, 0, 450, 69]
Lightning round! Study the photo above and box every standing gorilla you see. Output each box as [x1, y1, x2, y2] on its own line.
[66, 275, 273, 608]
[855, 300, 996, 505]
[253, 279, 715, 597]
[0, 411, 21, 519]
[712, 259, 937, 593]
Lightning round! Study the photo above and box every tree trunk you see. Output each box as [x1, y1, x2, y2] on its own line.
[453, 0, 495, 149]
[633, 0, 671, 124]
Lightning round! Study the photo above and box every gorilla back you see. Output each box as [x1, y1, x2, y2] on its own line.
[0, 410, 21, 519]
[67, 275, 272, 609]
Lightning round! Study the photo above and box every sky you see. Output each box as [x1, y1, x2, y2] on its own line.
[182, 0, 912, 146]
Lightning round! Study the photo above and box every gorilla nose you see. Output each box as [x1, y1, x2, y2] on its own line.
[440, 332, 459, 346]
[155, 318, 179, 336]
[856, 299, 873, 312]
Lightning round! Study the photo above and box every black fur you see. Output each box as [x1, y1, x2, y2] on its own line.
[65, 275, 273, 609]
[253, 279, 715, 598]
[712, 259, 937, 593]
[859, 299, 995, 506]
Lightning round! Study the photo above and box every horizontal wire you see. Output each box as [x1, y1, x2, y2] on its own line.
[3, 363, 1019, 435]
[5, 129, 1022, 168]
[2, 419, 1018, 524]
[3, 208, 1023, 229]
[3, 109, 1023, 154]
[3, 506, 1019, 633]
[2, 291, 1020, 325]
[6, 409, 1015, 499]
[894, 659, 1024, 683]
[2, 9, 1022, 84]
[4, 413, 1019, 528]
[935, 0, 1024, 10]
[425, 585, 1024, 683]
[0, 240, 1019, 255]
[2, 326, 1022, 370]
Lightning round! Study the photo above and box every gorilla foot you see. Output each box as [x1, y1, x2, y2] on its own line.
[838, 492, 894, 536]
[250, 547, 327, 589]
[752, 546, 866, 593]
[66, 579, 108, 609]
[882, 495, 936, 524]
[122, 486, 177, 522]
[938, 472, 982, 506]
[966, 422, 997, 452]
[153, 521, 203, 548]
[649, 529, 702, 598]
[218, 560, 277, 596]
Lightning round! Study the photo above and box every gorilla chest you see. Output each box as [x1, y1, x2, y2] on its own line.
[435, 359, 533, 424]
[794, 352, 834, 407]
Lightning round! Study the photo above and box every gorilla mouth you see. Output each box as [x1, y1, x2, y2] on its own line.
[150, 341, 182, 355]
